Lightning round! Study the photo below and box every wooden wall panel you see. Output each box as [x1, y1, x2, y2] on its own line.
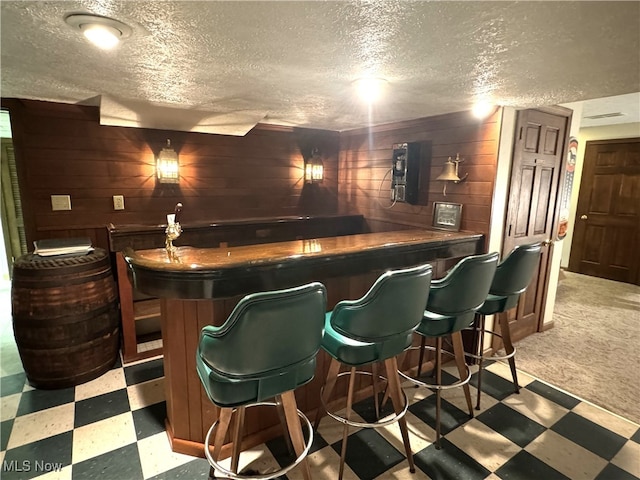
[338, 109, 502, 241]
[4, 98, 501, 254]
[3, 99, 340, 251]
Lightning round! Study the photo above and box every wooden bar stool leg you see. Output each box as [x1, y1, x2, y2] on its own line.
[339, 367, 357, 480]
[276, 397, 294, 455]
[314, 358, 342, 429]
[417, 336, 427, 379]
[435, 337, 443, 449]
[475, 314, 486, 410]
[380, 350, 408, 409]
[398, 349, 410, 373]
[451, 332, 473, 417]
[371, 362, 380, 419]
[230, 406, 246, 474]
[212, 407, 234, 463]
[433, 337, 440, 380]
[280, 391, 312, 480]
[384, 356, 415, 473]
[498, 313, 520, 393]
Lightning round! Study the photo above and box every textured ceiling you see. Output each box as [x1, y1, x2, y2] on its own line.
[1, 1, 639, 135]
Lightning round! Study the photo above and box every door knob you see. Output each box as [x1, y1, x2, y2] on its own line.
[580, 214, 588, 220]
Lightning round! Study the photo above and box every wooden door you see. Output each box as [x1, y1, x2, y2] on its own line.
[568, 138, 640, 285]
[500, 108, 569, 343]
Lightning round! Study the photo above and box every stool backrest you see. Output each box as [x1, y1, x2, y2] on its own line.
[490, 242, 542, 310]
[198, 282, 327, 379]
[492, 243, 543, 296]
[330, 263, 433, 342]
[427, 252, 499, 316]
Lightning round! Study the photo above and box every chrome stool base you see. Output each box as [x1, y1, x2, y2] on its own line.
[401, 335, 474, 449]
[316, 357, 416, 479]
[320, 370, 409, 428]
[398, 345, 473, 391]
[466, 329, 517, 362]
[204, 402, 313, 480]
[471, 313, 520, 410]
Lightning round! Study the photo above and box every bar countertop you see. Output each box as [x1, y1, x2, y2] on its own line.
[108, 214, 364, 251]
[124, 229, 484, 299]
[109, 213, 363, 236]
[123, 227, 485, 457]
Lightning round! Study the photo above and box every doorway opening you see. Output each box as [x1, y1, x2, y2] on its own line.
[0, 109, 27, 285]
[568, 138, 640, 285]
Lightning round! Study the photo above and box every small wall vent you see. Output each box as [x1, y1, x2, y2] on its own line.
[583, 112, 626, 120]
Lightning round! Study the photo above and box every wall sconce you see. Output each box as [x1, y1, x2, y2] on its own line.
[304, 148, 324, 184]
[156, 139, 179, 184]
[435, 153, 468, 196]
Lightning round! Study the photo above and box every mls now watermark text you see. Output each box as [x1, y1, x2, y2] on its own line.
[2, 460, 64, 473]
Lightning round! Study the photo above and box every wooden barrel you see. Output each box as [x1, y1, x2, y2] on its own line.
[11, 248, 120, 389]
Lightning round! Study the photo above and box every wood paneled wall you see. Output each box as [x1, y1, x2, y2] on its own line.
[3, 98, 501, 254]
[338, 109, 503, 241]
[2, 99, 340, 251]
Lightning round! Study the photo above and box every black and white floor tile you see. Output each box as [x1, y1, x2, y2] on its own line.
[1, 288, 639, 479]
[2, 354, 639, 480]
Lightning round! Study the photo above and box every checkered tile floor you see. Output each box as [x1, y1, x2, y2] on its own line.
[1, 282, 638, 480]
[2, 349, 639, 480]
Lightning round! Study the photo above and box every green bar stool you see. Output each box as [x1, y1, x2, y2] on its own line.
[314, 263, 433, 480]
[400, 252, 499, 449]
[196, 282, 327, 480]
[471, 242, 542, 409]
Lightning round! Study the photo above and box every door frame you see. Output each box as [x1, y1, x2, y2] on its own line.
[537, 105, 573, 333]
[503, 105, 573, 335]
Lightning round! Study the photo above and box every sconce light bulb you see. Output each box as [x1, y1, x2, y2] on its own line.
[156, 139, 180, 183]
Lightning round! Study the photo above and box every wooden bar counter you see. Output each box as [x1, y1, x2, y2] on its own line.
[109, 214, 365, 363]
[124, 229, 484, 457]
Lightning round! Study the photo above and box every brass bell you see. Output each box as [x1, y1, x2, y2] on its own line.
[436, 153, 468, 195]
[435, 158, 462, 182]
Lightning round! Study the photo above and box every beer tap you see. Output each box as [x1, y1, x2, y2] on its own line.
[165, 203, 183, 256]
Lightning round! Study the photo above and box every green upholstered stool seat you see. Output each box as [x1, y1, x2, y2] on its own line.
[416, 311, 476, 338]
[196, 282, 327, 480]
[321, 312, 415, 367]
[402, 251, 499, 449]
[470, 242, 542, 410]
[315, 263, 433, 480]
[196, 355, 317, 408]
[478, 293, 513, 316]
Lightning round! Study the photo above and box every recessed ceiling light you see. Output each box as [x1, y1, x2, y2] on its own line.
[65, 13, 132, 50]
[471, 101, 497, 119]
[354, 78, 388, 104]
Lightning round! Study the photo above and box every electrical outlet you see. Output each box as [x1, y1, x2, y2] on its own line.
[51, 195, 71, 211]
[113, 195, 125, 210]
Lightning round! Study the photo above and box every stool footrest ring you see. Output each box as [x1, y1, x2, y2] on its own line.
[205, 401, 313, 480]
[399, 345, 472, 391]
[464, 328, 516, 362]
[320, 370, 409, 429]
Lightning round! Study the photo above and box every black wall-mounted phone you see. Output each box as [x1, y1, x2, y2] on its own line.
[391, 145, 408, 202]
[391, 142, 421, 204]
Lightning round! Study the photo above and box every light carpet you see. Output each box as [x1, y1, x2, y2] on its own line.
[514, 270, 640, 424]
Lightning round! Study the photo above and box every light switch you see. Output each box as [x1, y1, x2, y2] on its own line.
[51, 195, 71, 211]
[113, 195, 125, 210]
